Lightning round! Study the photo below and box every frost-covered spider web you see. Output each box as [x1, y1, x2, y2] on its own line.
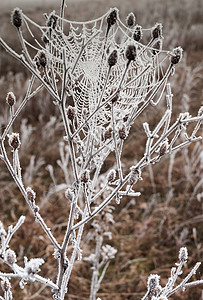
[22, 7, 172, 134]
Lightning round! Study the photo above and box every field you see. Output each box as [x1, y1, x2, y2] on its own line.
[0, 0, 202, 299]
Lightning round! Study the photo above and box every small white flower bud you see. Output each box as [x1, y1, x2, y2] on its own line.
[5, 249, 17, 265]
[179, 247, 188, 262]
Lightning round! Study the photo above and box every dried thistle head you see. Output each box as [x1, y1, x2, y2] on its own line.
[107, 9, 117, 27]
[46, 12, 58, 29]
[11, 8, 23, 28]
[26, 187, 36, 203]
[38, 51, 47, 68]
[171, 47, 183, 65]
[133, 25, 143, 42]
[108, 50, 118, 68]
[5, 249, 17, 265]
[152, 23, 163, 39]
[8, 133, 21, 150]
[128, 167, 142, 185]
[6, 92, 16, 107]
[125, 45, 136, 61]
[107, 169, 116, 183]
[179, 247, 188, 262]
[118, 125, 127, 140]
[126, 12, 136, 27]
[67, 106, 75, 121]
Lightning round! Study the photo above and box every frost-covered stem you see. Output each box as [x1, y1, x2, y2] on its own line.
[83, 184, 91, 216]
[0, 38, 60, 103]
[166, 262, 201, 297]
[90, 235, 103, 300]
[0, 140, 60, 250]
[2, 75, 36, 141]
[4, 216, 25, 250]
[90, 183, 108, 204]
[98, 260, 110, 286]
[60, 0, 66, 30]
[112, 103, 123, 181]
[17, 28, 33, 66]
[59, 212, 86, 299]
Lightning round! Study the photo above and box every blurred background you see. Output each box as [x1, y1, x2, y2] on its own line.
[0, 0, 203, 299]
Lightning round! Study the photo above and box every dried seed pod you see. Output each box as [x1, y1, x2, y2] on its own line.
[133, 25, 142, 42]
[67, 106, 75, 121]
[6, 92, 16, 107]
[152, 40, 162, 55]
[107, 9, 117, 27]
[179, 247, 188, 262]
[118, 125, 127, 140]
[11, 8, 22, 28]
[46, 12, 58, 29]
[104, 127, 112, 141]
[26, 187, 36, 202]
[123, 115, 129, 122]
[107, 169, 116, 183]
[147, 274, 160, 290]
[108, 50, 118, 67]
[8, 133, 21, 150]
[126, 12, 136, 27]
[152, 23, 162, 39]
[81, 170, 90, 183]
[171, 47, 183, 65]
[5, 249, 17, 265]
[125, 45, 136, 61]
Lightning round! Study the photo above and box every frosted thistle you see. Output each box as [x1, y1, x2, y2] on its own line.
[8, 133, 21, 150]
[108, 50, 118, 68]
[171, 47, 183, 65]
[152, 23, 163, 39]
[126, 12, 136, 27]
[133, 25, 142, 42]
[125, 44, 136, 61]
[6, 92, 16, 107]
[107, 169, 116, 183]
[5, 249, 17, 265]
[179, 247, 188, 262]
[107, 9, 117, 27]
[11, 8, 22, 28]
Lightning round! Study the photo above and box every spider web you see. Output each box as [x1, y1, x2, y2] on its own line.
[22, 8, 171, 133]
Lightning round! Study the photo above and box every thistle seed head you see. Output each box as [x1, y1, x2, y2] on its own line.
[108, 50, 118, 68]
[125, 45, 136, 61]
[67, 106, 75, 121]
[179, 247, 188, 262]
[11, 8, 23, 28]
[133, 25, 142, 42]
[152, 23, 163, 39]
[39, 51, 47, 68]
[107, 169, 116, 183]
[171, 47, 183, 65]
[107, 9, 117, 27]
[8, 133, 21, 150]
[147, 274, 160, 290]
[46, 12, 58, 29]
[6, 92, 16, 107]
[118, 125, 127, 140]
[126, 12, 136, 27]
[5, 249, 17, 265]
